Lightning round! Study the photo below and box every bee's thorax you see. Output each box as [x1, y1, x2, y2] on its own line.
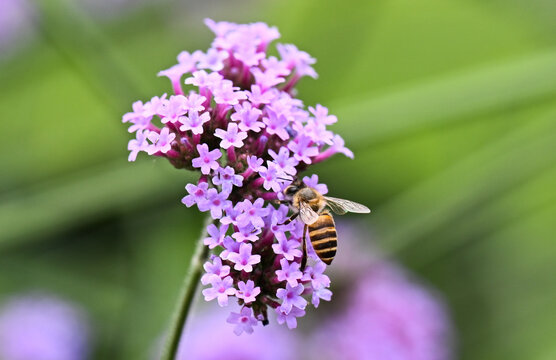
[292, 187, 325, 212]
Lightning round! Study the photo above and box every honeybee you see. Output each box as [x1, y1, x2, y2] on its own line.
[281, 178, 370, 270]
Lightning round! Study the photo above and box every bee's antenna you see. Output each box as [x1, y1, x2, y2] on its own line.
[277, 176, 294, 182]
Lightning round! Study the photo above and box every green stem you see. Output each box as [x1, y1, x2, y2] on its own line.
[160, 215, 212, 360]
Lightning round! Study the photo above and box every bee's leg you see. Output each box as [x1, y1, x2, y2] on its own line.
[281, 211, 298, 225]
[261, 307, 269, 326]
[300, 224, 308, 271]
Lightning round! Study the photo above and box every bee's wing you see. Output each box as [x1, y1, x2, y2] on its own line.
[324, 196, 371, 214]
[299, 201, 320, 225]
[325, 199, 347, 215]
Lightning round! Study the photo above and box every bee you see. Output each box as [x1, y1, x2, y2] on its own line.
[281, 178, 370, 270]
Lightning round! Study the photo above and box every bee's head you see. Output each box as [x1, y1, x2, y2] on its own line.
[284, 184, 298, 196]
[283, 178, 304, 197]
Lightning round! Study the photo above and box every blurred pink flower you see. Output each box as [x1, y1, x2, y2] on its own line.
[308, 262, 453, 360]
[173, 305, 298, 360]
[305, 220, 454, 360]
[0, 293, 90, 360]
[0, 0, 35, 55]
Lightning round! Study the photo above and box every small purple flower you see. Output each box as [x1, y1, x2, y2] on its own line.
[275, 306, 305, 329]
[236, 198, 270, 228]
[277, 43, 317, 79]
[303, 174, 328, 195]
[158, 65, 192, 94]
[185, 70, 223, 89]
[245, 21, 280, 47]
[220, 236, 241, 260]
[204, 17, 234, 37]
[202, 276, 236, 306]
[288, 135, 319, 164]
[258, 162, 285, 193]
[181, 181, 209, 207]
[226, 307, 258, 335]
[272, 232, 302, 261]
[203, 223, 229, 249]
[247, 155, 264, 172]
[147, 127, 176, 154]
[213, 81, 247, 105]
[234, 46, 266, 67]
[305, 118, 334, 145]
[276, 258, 303, 287]
[197, 48, 228, 71]
[268, 205, 293, 232]
[160, 95, 188, 124]
[313, 135, 354, 163]
[246, 84, 275, 106]
[276, 283, 307, 314]
[201, 255, 231, 285]
[144, 94, 168, 116]
[122, 100, 151, 127]
[197, 188, 231, 219]
[220, 206, 241, 226]
[191, 143, 222, 174]
[127, 129, 148, 162]
[269, 148, 298, 176]
[262, 56, 290, 77]
[309, 104, 337, 125]
[214, 122, 248, 149]
[236, 280, 261, 304]
[125, 113, 152, 134]
[231, 102, 265, 133]
[183, 93, 206, 113]
[232, 225, 261, 243]
[252, 67, 285, 89]
[228, 243, 261, 272]
[179, 111, 210, 135]
[213, 166, 243, 194]
[262, 109, 290, 141]
[302, 262, 330, 290]
[311, 286, 332, 308]
[330, 134, 354, 159]
[176, 50, 202, 69]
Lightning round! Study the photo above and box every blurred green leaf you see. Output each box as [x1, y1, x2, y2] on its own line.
[335, 48, 556, 147]
[117, 209, 201, 359]
[267, 0, 550, 103]
[373, 102, 556, 253]
[424, 198, 556, 360]
[411, 165, 556, 267]
[0, 161, 192, 248]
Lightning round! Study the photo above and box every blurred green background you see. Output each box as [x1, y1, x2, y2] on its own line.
[1, 0, 555, 358]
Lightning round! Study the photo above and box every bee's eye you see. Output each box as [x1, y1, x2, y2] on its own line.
[285, 186, 298, 196]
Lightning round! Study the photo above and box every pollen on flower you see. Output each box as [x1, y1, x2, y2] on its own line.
[122, 18, 354, 333]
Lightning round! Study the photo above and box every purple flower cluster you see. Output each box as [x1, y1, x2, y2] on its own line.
[163, 224, 454, 360]
[123, 19, 353, 331]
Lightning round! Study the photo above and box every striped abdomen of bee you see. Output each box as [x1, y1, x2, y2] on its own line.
[308, 210, 337, 265]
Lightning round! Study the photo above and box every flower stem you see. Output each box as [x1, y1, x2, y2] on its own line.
[160, 215, 212, 360]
